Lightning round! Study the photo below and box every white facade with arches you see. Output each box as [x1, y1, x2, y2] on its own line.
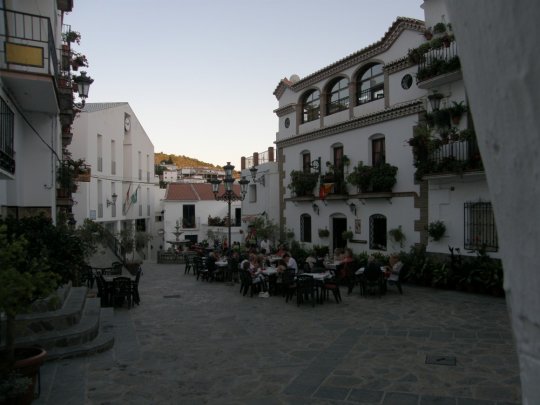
[274, 18, 426, 255]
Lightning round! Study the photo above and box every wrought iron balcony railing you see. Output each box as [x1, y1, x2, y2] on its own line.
[416, 40, 460, 83]
[424, 138, 483, 176]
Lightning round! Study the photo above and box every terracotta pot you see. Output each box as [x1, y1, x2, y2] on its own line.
[0, 347, 47, 405]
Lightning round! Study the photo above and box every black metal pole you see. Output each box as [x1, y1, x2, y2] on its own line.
[227, 196, 232, 257]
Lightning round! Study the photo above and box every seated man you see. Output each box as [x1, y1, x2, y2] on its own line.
[385, 254, 403, 282]
[282, 252, 298, 274]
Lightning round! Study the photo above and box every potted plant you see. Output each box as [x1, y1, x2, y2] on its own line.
[318, 228, 330, 238]
[287, 170, 319, 197]
[423, 27, 433, 40]
[389, 225, 406, 248]
[347, 161, 373, 193]
[428, 220, 446, 241]
[0, 222, 60, 403]
[341, 230, 354, 242]
[433, 22, 447, 34]
[449, 101, 467, 125]
[63, 30, 81, 45]
[371, 163, 398, 192]
[120, 228, 152, 274]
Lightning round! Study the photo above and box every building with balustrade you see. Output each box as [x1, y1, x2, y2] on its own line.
[272, 0, 498, 258]
[0, 0, 90, 222]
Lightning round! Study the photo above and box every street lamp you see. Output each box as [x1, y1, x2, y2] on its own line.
[73, 71, 94, 108]
[210, 162, 249, 255]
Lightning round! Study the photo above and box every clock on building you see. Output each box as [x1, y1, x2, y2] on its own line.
[124, 115, 131, 132]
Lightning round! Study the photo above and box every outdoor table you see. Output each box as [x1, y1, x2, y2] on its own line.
[355, 266, 387, 275]
[324, 261, 341, 270]
[262, 267, 278, 276]
[215, 260, 228, 268]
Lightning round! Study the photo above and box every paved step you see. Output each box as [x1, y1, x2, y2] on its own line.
[46, 307, 115, 361]
[13, 286, 88, 338]
[15, 297, 101, 350]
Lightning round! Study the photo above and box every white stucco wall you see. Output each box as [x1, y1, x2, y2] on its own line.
[443, 1, 540, 402]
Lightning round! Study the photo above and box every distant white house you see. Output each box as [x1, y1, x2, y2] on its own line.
[161, 182, 244, 250]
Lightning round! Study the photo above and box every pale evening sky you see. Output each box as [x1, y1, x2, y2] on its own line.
[65, 0, 424, 168]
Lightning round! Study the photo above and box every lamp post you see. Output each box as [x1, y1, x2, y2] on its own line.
[210, 162, 249, 256]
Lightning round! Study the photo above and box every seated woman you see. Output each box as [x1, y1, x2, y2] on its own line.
[384, 254, 404, 281]
[249, 254, 269, 297]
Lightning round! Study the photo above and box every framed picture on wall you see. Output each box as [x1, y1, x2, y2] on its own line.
[355, 219, 361, 234]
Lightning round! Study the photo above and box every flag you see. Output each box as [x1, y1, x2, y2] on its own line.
[131, 187, 138, 204]
[319, 183, 334, 199]
[123, 183, 131, 214]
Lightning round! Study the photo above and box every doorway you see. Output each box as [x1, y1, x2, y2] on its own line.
[332, 217, 347, 251]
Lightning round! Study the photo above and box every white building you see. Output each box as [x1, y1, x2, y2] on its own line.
[70, 102, 159, 260]
[240, 147, 280, 237]
[162, 183, 243, 249]
[0, 0, 87, 222]
[417, 0, 500, 259]
[274, 17, 426, 255]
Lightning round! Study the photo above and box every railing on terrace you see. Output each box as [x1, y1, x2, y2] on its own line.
[179, 217, 200, 229]
[0, 8, 58, 77]
[417, 40, 460, 83]
[425, 138, 483, 176]
[245, 149, 277, 168]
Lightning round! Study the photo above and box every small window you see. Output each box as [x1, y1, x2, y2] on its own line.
[302, 153, 311, 173]
[369, 214, 387, 250]
[302, 90, 320, 123]
[183, 204, 196, 228]
[372, 138, 386, 166]
[300, 214, 312, 243]
[249, 184, 257, 203]
[327, 77, 349, 115]
[357, 63, 384, 105]
[464, 202, 498, 251]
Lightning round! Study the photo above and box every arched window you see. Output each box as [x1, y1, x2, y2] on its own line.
[357, 63, 384, 105]
[371, 136, 386, 166]
[369, 214, 387, 250]
[327, 77, 349, 115]
[302, 90, 320, 123]
[300, 214, 312, 243]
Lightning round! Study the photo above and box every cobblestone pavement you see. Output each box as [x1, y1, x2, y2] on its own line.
[36, 261, 521, 404]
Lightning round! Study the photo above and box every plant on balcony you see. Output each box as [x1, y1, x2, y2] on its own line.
[71, 52, 88, 71]
[57, 158, 87, 192]
[449, 101, 467, 125]
[428, 220, 446, 241]
[63, 30, 81, 45]
[318, 228, 330, 238]
[347, 161, 373, 192]
[433, 22, 447, 34]
[371, 163, 398, 192]
[288, 170, 319, 197]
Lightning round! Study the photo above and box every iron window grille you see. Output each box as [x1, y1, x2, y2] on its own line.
[0, 97, 15, 174]
[464, 201, 498, 251]
[357, 63, 384, 105]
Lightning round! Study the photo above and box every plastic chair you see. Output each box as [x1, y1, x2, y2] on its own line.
[112, 276, 133, 308]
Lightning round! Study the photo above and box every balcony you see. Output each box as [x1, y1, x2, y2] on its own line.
[410, 127, 483, 179]
[416, 40, 461, 89]
[0, 8, 59, 113]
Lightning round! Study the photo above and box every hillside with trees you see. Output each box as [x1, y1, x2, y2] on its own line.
[154, 152, 221, 169]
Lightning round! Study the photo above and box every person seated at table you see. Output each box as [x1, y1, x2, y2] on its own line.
[305, 254, 317, 272]
[337, 248, 356, 294]
[260, 237, 271, 255]
[333, 248, 345, 262]
[282, 252, 298, 274]
[384, 254, 403, 282]
[206, 251, 218, 281]
[275, 244, 287, 257]
[248, 254, 269, 297]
